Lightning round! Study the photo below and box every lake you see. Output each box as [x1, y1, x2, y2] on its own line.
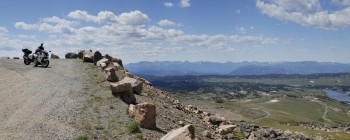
[324, 90, 350, 104]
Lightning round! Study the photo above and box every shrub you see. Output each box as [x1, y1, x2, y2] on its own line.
[128, 122, 141, 133]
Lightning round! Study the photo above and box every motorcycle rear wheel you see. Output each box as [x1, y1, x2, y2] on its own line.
[24, 59, 31, 65]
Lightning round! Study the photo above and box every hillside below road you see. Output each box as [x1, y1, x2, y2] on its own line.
[0, 59, 84, 139]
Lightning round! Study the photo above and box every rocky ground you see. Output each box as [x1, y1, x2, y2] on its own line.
[0, 59, 84, 139]
[0, 56, 317, 140]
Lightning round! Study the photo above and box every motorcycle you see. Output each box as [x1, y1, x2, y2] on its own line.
[22, 48, 35, 65]
[34, 50, 50, 68]
[22, 48, 50, 68]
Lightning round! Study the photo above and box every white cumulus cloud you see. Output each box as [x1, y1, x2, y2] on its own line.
[68, 10, 149, 26]
[256, 0, 350, 30]
[10, 10, 280, 63]
[158, 19, 177, 27]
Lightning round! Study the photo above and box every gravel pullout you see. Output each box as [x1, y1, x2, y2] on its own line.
[0, 59, 85, 139]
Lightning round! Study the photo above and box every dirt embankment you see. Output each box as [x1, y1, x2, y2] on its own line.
[0, 59, 85, 139]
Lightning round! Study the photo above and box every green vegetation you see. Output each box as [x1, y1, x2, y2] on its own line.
[135, 133, 144, 139]
[127, 122, 141, 133]
[233, 131, 245, 138]
[94, 125, 104, 130]
[76, 135, 89, 140]
[156, 73, 350, 139]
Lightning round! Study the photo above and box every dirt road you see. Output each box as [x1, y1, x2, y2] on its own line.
[0, 59, 84, 139]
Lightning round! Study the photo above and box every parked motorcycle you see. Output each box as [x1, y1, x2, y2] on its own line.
[22, 48, 34, 65]
[34, 50, 50, 68]
[22, 48, 50, 68]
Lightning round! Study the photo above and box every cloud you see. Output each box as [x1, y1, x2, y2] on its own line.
[0, 26, 8, 36]
[68, 10, 149, 25]
[10, 10, 279, 63]
[118, 11, 150, 25]
[331, 0, 350, 6]
[164, 2, 174, 7]
[179, 0, 190, 8]
[158, 19, 178, 27]
[43, 16, 79, 26]
[256, 0, 350, 30]
[15, 22, 76, 34]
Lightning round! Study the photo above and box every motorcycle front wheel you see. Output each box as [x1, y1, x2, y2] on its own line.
[42, 60, 49, 68]
[24, 59, 31, 65]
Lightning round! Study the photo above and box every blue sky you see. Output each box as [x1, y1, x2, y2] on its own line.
[0, 0, 350, 63]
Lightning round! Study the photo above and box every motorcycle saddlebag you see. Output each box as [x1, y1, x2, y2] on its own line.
[22, 48, 32, 55]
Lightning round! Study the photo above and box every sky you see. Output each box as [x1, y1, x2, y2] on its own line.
[0, 0, 350, 64]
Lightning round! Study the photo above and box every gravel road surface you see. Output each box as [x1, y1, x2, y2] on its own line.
[0, 59, 84, 140]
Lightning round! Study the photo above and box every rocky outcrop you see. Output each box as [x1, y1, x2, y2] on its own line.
[65, 52, 78, 59]
[73, 49, 316, 139]
[160, 124, 196, 140]
[93, 51, 103, 66]
[51, 54, 60, 59]
[204, 115, 224, 125]
[97, 58, 109, 68]
[123, 77, 143, 94]
[104, 66, 119, 82]
[83, 50, 93, 63]
[110, 82, 136, 104]
[77, 50, 84, 59]
[13, 57, 20, 59]
[217, 125, 236, 135]
[129, 102, 156, 129]
[111, 58, 123, 68]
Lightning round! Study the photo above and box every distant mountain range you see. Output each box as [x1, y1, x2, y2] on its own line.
[125, 61, 350, 76]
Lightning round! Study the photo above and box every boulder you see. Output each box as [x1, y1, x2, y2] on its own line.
[130, 102, 156, 129]
[97, 58, 109, 68]
[123, 77, 143, 94]
[248, 132, 258, 140]
[13, 57, 20, 59]
[51, 54, 60, 59]
[216, 125, 236, 135]
[129, 104, 135, 116]
[104, 54, 113, 61]
[104, 66, 119, 82]
[65, 52, 78, 59]
[110, 82, 136, 104]
[110, 81, 131, 93]
[100, 63, 108, 70]
[203, 130, 211, 138]
[93, 51, 103, 65]
[77, 50, 84, 59]
[160, 124, 196, 140]
[111, 58, 123, 68]
[83, 50, 93, 63]
[204, 116, 224, 125]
